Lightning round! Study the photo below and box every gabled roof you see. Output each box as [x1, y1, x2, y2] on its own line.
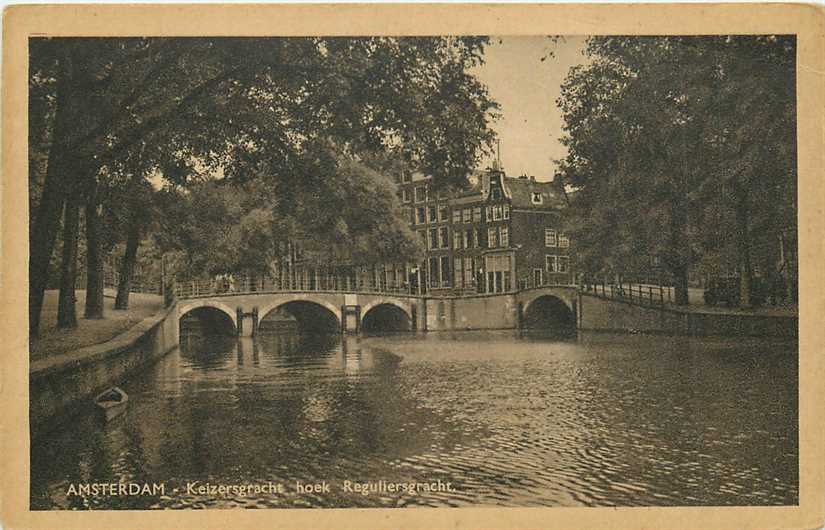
[504, 177, 566, 210]
[399, 169, 567, 211]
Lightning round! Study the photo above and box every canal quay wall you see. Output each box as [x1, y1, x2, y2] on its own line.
[577, 293, 798, 338]
[424, 294, 519, 331]
[29, 305, 179, 439]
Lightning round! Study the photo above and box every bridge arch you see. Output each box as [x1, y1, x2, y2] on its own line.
[521, 288, 575, 315]
[259, 296, 341, 334]
[178, 300, 237, 335]
[361, 299, 413, 333]
[521, 293, 576, 334]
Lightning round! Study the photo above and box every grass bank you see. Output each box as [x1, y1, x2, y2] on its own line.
[30, 289, 164, 361]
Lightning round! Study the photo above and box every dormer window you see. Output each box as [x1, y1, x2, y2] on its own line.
[491, 188, 502, 200]
[531, 192, 543, 205]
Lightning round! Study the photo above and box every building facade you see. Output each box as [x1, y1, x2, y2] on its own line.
[263, 166, 574, 296]
[396, 165, 574, 295]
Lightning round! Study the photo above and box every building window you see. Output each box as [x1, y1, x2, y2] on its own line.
[557, 256, 570, 273]
[500, 226, 509, 247]
[503, 204, 510, 219]
[491, 188, 502, 200]
[402, 172, 412, 183]
[546, 255, 557, 273]
[493, 205, 502, 221]
[485, 206, 492, 221]
[407, 208, 415, 225]
[462, 208, 472, 223]
[439, 206, 449, 222]
[484, 254, 511, 293]
[429, 257, 440, 288]
[417, 207, 426, 225]
[488, 227, 498, 248]
[533, 268, 543, 287]
[531, 191, 543, 205]
[454, 258, 463, 288]
[402, 189, 411, 203]
[452, 209, 462, 224]
[473, 207, 481, 222]
[545, 228, 557, 247]
[440, 256, 451, 286]
[474, 258, 484, 293]
[463, 229, 471, 249]
[415, 186, 425, 203]
[453, 231, 463, 250]
[429, 228, 438, 250]
[464, 258, 473, 287]
[428, 207, 437, 223]
[473, 229, 480, 248]
[559, 233, 570, 248]
[440, 226, 449, 248]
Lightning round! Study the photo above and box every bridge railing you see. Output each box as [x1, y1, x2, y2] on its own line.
[173, 274, 422, 300]
[579, 281, 668, 308]
[173, 273, 583, 301]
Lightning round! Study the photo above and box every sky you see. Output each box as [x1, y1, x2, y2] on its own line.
[470, 36, 589, 182]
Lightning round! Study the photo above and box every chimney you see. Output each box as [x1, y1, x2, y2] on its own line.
[529, 175, 536, 182]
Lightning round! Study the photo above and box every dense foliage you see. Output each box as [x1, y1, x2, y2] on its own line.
[29, 37, 499, 334]
[555, 36, 796, 305]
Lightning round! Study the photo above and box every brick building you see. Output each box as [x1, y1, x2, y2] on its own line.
[396, 164, 574, 295]
[265, 165, 574, 295]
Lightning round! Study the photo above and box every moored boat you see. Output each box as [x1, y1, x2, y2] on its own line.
[95, 386, 129, 421]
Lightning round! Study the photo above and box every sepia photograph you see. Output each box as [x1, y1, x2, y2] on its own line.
[3, 4, 823, 528]
[24, 32, 801, 510]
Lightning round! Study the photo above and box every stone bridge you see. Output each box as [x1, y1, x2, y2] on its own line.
[175, 286, 581, 335]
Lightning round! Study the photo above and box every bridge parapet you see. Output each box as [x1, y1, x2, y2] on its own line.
[174, 276, 420, 301]
[173, 279, 584, 335]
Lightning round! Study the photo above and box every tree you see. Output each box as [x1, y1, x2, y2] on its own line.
[555, 36, 796, 306]
[113, 177, 157, 309]
[29, 37, 498, 335]
[156, 145, 423, 283]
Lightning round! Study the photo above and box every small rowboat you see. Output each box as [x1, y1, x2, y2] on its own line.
[95, 386, 129, 421]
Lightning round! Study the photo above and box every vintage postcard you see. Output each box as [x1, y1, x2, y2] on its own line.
[2, 3, 824, 530]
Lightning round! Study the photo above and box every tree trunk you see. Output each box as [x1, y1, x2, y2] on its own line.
[29, 53, 74, 337]
[56, 193, 80, 329]
[84, 184, 105, 319]
[29, 172, 66, 335]
[115, 221, 141, 310]
[734, 181, 753, 309]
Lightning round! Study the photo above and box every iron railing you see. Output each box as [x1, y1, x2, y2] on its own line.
[172, 273, 676, 311]
[173, 274, 580, 301]
[579, 280, 669, 307]
[173, 275, 420, 300]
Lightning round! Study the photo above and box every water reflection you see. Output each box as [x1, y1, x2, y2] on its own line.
[30, 330, 798, 509]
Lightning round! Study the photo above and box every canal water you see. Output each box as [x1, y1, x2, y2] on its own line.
[30, 330, 798, 509]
